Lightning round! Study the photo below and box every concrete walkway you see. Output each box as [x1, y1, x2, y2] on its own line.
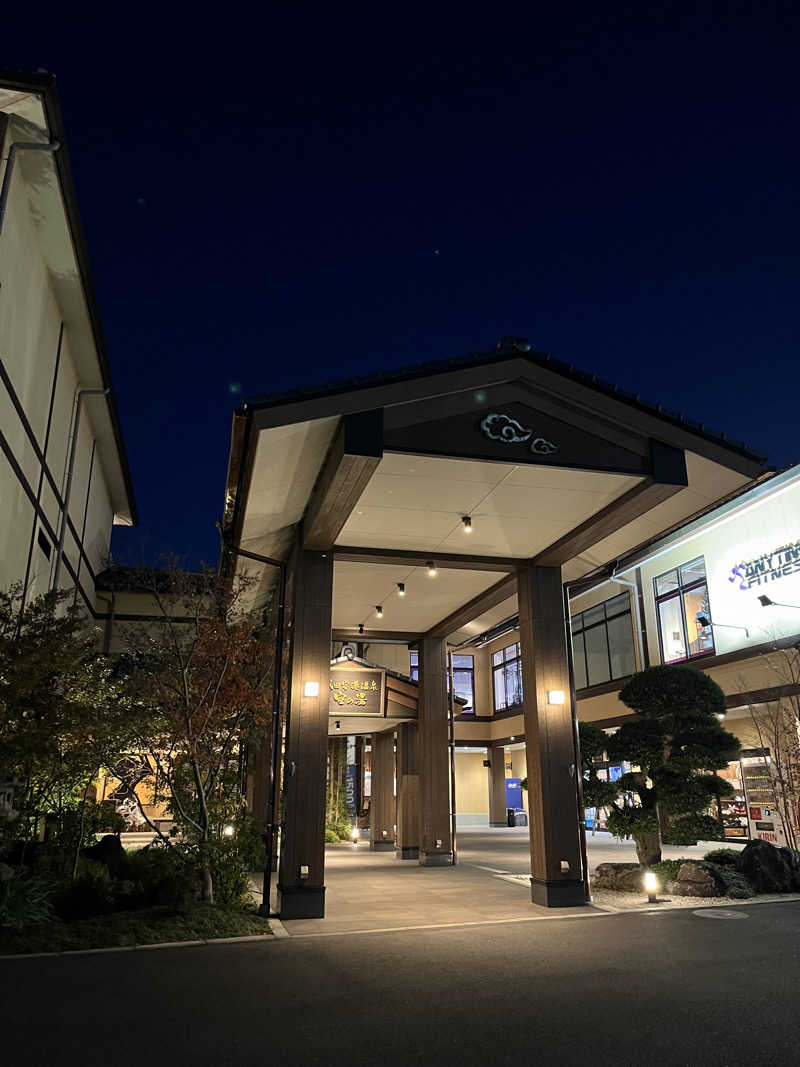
[276, 828, 740, 935]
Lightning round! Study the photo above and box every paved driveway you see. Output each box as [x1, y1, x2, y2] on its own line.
[272, 828, 740, 935]
[3, 900, 798, 1065]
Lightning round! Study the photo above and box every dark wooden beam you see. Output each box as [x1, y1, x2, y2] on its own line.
[533, 442, 688, 566]
[533, 478, 683, 566]
[426, 573, 516, 640]
[302, 410, 382, 551]
[334, 546, 522, 573]
[332, 628, 421, 644]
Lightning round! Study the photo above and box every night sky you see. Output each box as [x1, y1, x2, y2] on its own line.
[6, 5, 799, 568]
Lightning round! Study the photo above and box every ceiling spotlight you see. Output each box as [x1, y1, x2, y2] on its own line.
[375, 605, 383, 618]
[426, 560, 437, 577]
[462, 516, 472, 533]
[358, 623, 364, 635]
[335, 720, 341, 731]
[397, 582, 405, 596]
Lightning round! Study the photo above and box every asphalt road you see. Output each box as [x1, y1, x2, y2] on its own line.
[3, 901, 800, 1066]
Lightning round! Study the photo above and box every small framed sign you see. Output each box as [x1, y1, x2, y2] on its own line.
[328, 666, 385, 717]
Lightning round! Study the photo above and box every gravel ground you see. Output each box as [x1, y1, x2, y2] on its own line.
[496, 872, 800, 911]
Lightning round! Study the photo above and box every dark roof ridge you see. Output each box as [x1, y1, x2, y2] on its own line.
[243, 342, 767, 465]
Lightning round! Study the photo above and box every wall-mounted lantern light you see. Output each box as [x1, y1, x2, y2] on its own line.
[304, 681, 320, 697]
[375, 605, 383, 618]
[547, 690, 565, 705]
[426, 561, 437, 577]
[397, 582, 405, 596]
[462, 516, 473, 533]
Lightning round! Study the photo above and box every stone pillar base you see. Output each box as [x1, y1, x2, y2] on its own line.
[531, 877, 587, 908]
[419, 851, 453, 867]
[370, 841, 396, 852]
[278, 884, 326, 919]
[396, 846, 419, 860]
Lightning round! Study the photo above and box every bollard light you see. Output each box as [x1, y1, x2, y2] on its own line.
[351, 827, 359, 847]
[644, 870, 658, 903]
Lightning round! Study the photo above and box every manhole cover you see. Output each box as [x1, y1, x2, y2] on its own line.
[692, 909, 748, 920]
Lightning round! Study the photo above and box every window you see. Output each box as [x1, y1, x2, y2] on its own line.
[571, 592, 636, 690]
[409, 652, 475, 713]
[492, 642, 523, 711]
[654, 556, 714, 664]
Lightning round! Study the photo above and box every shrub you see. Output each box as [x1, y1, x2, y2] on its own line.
[207, 820, 265, 906]
[325, 829, 339, 843]
[701, 862, 755, 899]
[0, 869, 54, 930]
[128, 846, 197, 909]
[703, 848, 742, 868]
[651, 859, 691, 884]
[54, 859, 113, 920]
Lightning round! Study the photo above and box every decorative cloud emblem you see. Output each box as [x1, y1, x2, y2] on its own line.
[480, 413, 532, 443]
[531, 437, 558, 455]
[480, 412, 558, 455]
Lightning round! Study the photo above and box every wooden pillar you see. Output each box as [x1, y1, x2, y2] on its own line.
[517, 564, 585, 907]
[488, 745, 508, 826]
[396, 722, 419, 859]
[370, 730, 396, 850]
[418, 635, 452, 865]
[277, 550, 333, 920]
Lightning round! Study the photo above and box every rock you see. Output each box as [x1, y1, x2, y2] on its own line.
[81, 834, 129, 878]
[736, 839, 800, 893]
[592, 862, 645, 892]
[668, 862, 725, 897]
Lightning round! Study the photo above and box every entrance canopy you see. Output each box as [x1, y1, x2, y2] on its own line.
[223, 342, 766, 642]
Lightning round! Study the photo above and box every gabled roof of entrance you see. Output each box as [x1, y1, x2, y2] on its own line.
[244, 339, 764, 464]
[223, 342, 768, 638]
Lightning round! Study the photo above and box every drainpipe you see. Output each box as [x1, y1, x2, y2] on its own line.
[0, 140, 60, 239]
[52, 389, 108, 592]
[609, 571, 646, 671]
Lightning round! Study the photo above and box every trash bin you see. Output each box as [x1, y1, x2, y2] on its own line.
[507, 807, 516, 827]
[513, 810, 528, 827]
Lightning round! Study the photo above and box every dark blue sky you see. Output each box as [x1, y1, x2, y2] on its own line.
[7, 5, 800, 567]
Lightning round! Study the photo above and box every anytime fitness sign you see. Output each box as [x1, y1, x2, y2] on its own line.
[729, 537, 800, 591]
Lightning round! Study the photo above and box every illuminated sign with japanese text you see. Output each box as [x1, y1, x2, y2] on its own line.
[328, 667, 385, 717]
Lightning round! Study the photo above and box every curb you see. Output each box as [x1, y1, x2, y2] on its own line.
[0, 924, 281, 962]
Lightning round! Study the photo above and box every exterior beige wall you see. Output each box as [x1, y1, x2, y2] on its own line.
[364, 643, 411, 675]
[0, 117, 116, 611]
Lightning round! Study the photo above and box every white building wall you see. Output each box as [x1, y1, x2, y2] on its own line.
[0, 118, 116, 612]
[638, 475, 800, 663]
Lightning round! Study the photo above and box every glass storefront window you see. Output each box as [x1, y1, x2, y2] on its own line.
[658, 595, 686, 663]
[492, 642, 523, 711]
[410, 651, 475, 712]
[571, 592, 636, 690]
[654, 556, 714, 664]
